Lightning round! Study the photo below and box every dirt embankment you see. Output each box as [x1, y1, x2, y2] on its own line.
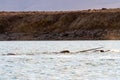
[0, 8, 120, 40]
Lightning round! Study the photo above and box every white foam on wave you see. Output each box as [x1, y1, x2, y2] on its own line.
[110, 49, 120, 52]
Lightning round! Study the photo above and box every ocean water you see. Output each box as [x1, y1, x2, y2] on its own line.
[0, 41, 120, 80]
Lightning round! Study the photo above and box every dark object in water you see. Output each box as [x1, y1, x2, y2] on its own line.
[100, 50, 110, 52]
[100, 50, 104, 52]
[76, 47, 103, 53]
[94, 49, 110, 52]
[60, 50, 70, 53]
[7, 53, 16, 55]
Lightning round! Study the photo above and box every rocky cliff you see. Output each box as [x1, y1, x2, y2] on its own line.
[0, 8, 120, 40]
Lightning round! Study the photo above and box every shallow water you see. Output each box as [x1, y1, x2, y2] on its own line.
[0, 41, 120, 54]
[0, 41, 120, 80]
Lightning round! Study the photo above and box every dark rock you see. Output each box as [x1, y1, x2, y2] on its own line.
[62, 33, 69, 37]
[7, 53, 16, 55]
[60, 50, 70, 53]
[100, 50, 104, 52]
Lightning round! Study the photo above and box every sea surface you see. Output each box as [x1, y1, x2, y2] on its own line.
[0, 41, 120, 80]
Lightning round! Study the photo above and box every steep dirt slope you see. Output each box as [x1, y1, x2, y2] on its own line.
[0, 8, 120, 40]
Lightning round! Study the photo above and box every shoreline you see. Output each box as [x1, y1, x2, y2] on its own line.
[0, 29, 120, 40]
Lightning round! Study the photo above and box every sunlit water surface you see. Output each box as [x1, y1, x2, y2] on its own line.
[0, 41, 120, 80]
